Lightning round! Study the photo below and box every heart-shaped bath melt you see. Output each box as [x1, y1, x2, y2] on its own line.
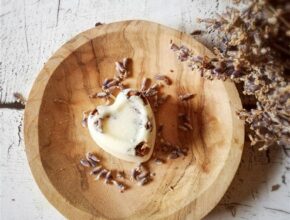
[87, 89, 156, 163]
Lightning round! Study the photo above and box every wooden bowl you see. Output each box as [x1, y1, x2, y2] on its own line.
[24, 20, 244, 220]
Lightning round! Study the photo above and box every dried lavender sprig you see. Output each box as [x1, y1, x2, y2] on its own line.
[95, 169, 108, 180]
[86, 152, 100, 163]
[13, 92, 27, 105]
[140, 77, 150, 91]
[94, 118, 103, 133]
[89, 91, 109, 99]
[179, 93, 195, 101]
[171, 0, 290, 150]
[154, 74, 172, 85]
[90, 166, 103, 175]
[80, 159, 91, 167]
[112, 180, 126, 193]
[137, 176, 151, 186]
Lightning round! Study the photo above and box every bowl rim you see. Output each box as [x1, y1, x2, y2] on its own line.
[24, 19, 244, 220]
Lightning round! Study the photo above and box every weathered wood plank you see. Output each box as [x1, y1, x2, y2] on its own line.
[0, 109, 65, 220]
[0, 0, 289, 219]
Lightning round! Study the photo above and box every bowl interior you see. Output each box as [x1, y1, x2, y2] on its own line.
[34, 21, 239, 219]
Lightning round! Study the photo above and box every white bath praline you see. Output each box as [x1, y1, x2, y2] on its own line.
[87, 89, 156, 163]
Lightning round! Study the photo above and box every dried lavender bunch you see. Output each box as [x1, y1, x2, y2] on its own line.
[171, 0, 290, 150]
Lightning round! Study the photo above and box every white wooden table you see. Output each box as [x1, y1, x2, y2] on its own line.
[0, 0, 289, 219]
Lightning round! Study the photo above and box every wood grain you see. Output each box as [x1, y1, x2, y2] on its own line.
[24, 20, 244, 219]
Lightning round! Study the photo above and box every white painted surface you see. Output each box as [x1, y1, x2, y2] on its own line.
[0, 0, 289, 219]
